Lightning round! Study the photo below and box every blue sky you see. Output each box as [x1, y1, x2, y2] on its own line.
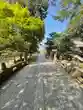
[44, 2, 68, 38]
[40, 1, 68, 49]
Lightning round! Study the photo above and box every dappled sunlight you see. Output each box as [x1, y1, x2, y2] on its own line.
[1, 0, 83, 110]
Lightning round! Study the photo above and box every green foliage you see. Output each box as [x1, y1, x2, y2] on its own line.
[49, 0, 83, 58]
[57, 36, 74, 54]
[45, 35, 55, 57]
[49, 32, 61, 40]
[48, 31, 74, 57]
[54, 0, 83, 39]
[54, 0, 81, 21]
[66, 4, 83, 39]
[28, 0, 48, 19]
[0, 1, 44, 57]
[55, 10, 70, 21]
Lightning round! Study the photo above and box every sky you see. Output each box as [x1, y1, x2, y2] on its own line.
[39, 1, 68, 49]
[44, 2, 68, 38]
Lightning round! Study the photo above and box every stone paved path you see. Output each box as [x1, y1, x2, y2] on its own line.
[0, 55, 83, 110]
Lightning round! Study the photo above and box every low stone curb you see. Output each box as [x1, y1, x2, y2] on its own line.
[0, 61, 27, 85]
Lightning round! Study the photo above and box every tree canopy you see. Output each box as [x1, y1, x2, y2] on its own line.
[0, 1, 44, 58]
[48, 0, 83, 58]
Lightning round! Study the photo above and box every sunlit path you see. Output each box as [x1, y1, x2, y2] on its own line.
[0, 55, 83, 110]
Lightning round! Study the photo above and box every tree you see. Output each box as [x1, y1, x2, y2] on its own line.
[54, 0, 81, 21]
[48, 0, 83, 59]
[20, 0, 48, 19]
[45, 35, 55, 57]
[48, 31, 75, 59]
[0, 1, 44, 61]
